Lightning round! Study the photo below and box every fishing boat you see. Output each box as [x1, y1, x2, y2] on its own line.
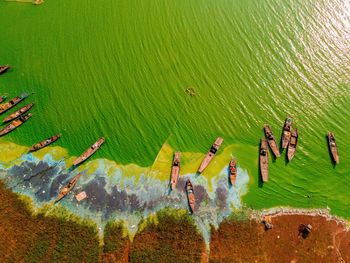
[259, 139, 268, 182]
[186, 179, 195, 213]
[73, 137, 105, 166]
[56, 173, 81, 202]
[170, 152, 180, 190]
[287, 129, 298, 162]
[0, 93, 29, 114]
[3, 103, 34, 123]
[0, 94, 7, 103]
[0, 65, 9, 75]
[198, 137, 223, 173]
[264, 125, 280, 158]
[29, 134, 61, 151]
[0, 113, 32, 137]
[281, 117, 293, 149]
[229, 157, 237, 185]
[327, 132, 339, 164]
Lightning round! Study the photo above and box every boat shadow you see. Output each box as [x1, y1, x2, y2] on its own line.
[258, 142, 263, 188]
[325, 135, 336, 168]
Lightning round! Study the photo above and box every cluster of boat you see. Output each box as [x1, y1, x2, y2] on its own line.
[260, 117, 339, 183]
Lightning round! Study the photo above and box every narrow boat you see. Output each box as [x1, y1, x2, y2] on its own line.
[198, 137, 223, 173]
[0, 94, 7, 103]
[327, 132, 339, 164]
[0, 65, 9, 75]
[264, 125, 280, 158]
[0, 93, 29, 114]
[281, 117, 293, 149]
[186, 179, 195, 213]
[229, 157, 237, 185]
[170, 152, 180, 190]
[3, 103, 34, 123]
[73, 137, 105, 166]
[0, 113, 32, 137]
[56, 173, 81, 202]
[30, 134, 61, 151]
[259, 139, 268, 182]
[287, 129, 298, 162]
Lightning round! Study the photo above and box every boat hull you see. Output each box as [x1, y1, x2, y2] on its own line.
[328, 132, 339, 164]
[287, 129, 298, 162]
[186, 179, 195, 213]
[198, 137, 223, 173]
[281, 117, 293, 149]
[3, 103, 34, 123]
[264, 125, 280, 157]
[0, 113, 32, 137]
[56, 174, 81, 202]
[259, 139, 268, 182]
[229, 158, 237, 185]
[73, 137, 105, 166]
[170, 152, 180, 190]
[30, 134, 61, 151]
[0, 93, 29, 114]
[0, 65, 9, 75]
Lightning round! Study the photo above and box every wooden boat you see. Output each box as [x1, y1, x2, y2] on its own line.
[229, 157, 237, 185]
[3, 102, 34, 123]
[259, 139, 268, 182]
[287, 129, 298, 162]
[73, 137, 105, 166]
[186, 179, 195, 213]
[0, 113, 32, 137]
[0, 65, 9, 75]
[0, 94, 7, 103]
[198, 137, 223, 173]
[281, 117, 293, 149]
[56, 173, 81, 202]
[264, 125, 280, 158]
[30, 134, 61, 151]
[327, 132, 339, 164]
[0, 93, 29, 114]
[170, 152, 180, 190]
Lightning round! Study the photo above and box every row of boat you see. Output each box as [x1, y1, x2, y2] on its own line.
[259, 117, 340, 183]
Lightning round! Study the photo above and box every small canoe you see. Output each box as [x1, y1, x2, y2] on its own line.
[264, 125, 280, 158]
[186, 179, 195, 213]
[281, 117, 293, 149]
[0, 94, 7, 103]
[170, 152, 180, 190]
[0, 65, 9, 75]
[3, 102, 34, 123]
[229, 157, 237, 185]
[259, 139, 268, 182]
[30, 134, 61, 151]
[328, 132, 339, 164]
[0, 93, 29, 114]
[73, 137, 105, 166]
[287, 129, 298, 162]
[198, 137, 223, 173]
[0, 113, 32, 137]
[56, 173, 81, 202]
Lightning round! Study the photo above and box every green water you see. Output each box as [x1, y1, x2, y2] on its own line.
[1, 0, 350, 217]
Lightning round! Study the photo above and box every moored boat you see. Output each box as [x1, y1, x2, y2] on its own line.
[264, 125, 280, 158]
[0, 65, 9, 75]
[287, 129, 298, 162]
[327, 132, 339, 164]
[0, 93, 29, 114]
[56, 173, 81, 202]
[198, 137, 223, 173]
[259, 139, 268, 182]
[0, 94, 7, 103]
[0, 113, 32, 137]
[229, 157, 237, 185]
[30, 134, 61, 151]
[73, 137, 105, 166]
[3, 102, 34, 123]
[281, 117, 293, 149]
[170, 152, 180, 190]
[186, 179, 195, 213]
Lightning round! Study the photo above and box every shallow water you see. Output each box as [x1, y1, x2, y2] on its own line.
[0, 0, 350, 228]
